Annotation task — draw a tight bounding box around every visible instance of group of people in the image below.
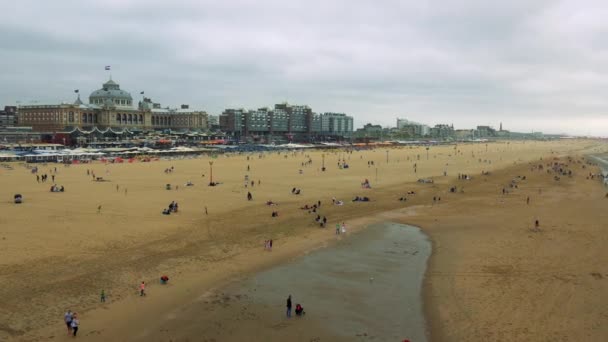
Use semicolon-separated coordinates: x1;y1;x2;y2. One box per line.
361;179;371;189
63;310;80;337
335;222;347;235
458;173;472;180
315;215;328;227
264;239;273;250
162;201;179;215
352;196;370;202
36;174;54;183
49;184;65;192
286;295;305;317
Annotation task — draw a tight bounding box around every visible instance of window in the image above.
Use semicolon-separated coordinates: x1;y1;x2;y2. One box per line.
69;112;74;123
82;113;87;123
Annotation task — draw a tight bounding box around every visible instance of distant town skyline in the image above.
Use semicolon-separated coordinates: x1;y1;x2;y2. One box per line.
1;0;607;136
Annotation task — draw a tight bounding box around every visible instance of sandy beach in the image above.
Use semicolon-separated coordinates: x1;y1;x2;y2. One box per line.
1;140;607;341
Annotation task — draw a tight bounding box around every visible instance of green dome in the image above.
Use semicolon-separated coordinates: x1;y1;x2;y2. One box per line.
89;79;133;107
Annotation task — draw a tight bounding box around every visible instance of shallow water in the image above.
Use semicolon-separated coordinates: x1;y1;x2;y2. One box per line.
590;154;608;184
246;222;431;341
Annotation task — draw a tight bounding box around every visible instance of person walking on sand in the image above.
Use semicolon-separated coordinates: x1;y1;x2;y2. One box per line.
140;281;146;296
335;223;340;235
100;290;106;303
70;314;79;337
286;295;292;318
64;310;73;335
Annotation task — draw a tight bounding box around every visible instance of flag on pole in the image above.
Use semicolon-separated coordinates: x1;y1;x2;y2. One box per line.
105;65;111;71
74;89;79;93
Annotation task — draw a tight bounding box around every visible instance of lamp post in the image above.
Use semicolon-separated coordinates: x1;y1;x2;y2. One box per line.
322;153;325;171
426;146;430;160
485;143;488;152
209;161;214;185
386;150;389;163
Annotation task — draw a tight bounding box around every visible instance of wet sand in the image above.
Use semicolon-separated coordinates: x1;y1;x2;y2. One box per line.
126;223;430;342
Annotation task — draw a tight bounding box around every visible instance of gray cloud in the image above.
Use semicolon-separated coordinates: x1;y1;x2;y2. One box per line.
0;0;607;135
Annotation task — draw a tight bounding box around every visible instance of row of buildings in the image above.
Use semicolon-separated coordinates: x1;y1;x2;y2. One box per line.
2;77;355;144
355;118;546;141
219;105;354;143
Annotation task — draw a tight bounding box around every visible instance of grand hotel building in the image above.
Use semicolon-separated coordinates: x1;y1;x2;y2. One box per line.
18;78;208;132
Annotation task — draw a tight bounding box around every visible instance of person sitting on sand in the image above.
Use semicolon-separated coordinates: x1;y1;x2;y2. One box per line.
162;208;171;215
160;275;169;284
266;200;277;206
399;197;407;201
271;211;279;217
295;304;305;316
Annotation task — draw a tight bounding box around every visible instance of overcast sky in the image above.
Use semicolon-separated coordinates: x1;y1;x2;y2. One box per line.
1;0;607;135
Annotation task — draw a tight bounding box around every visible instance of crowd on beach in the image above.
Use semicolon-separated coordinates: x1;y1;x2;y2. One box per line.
5;144;607;340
